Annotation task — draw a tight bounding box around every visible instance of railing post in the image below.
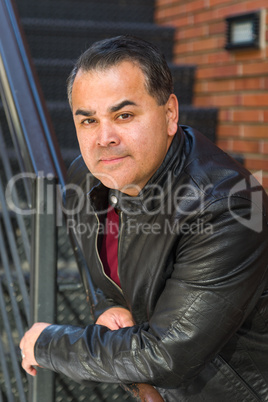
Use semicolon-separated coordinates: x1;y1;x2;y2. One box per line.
29;174;57;402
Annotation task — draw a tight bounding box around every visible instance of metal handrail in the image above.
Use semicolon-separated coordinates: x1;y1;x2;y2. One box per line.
0;0;66;180
0;0;66;400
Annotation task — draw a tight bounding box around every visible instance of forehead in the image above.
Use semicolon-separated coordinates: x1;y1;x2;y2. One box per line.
72;61;154;108
76;61;150;94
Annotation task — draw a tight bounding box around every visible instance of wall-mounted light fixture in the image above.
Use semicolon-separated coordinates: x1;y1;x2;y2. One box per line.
225;9;266;50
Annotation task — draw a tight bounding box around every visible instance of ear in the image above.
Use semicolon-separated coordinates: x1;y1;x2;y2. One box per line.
165;94;179;138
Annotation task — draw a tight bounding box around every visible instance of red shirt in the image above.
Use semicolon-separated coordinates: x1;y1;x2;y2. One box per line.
100;207;121;287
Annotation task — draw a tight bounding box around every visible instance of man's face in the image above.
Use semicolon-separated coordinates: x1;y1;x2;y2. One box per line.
71;61;178;196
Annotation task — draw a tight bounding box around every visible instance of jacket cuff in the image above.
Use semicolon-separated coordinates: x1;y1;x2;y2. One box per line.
34;324;66;371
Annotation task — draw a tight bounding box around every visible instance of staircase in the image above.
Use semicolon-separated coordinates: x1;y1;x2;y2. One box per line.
15;0;218;169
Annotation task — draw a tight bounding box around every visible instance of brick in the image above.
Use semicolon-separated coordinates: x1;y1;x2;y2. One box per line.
194;81;207;93
174;53;208;65
217;124;242;137
156;0;209;22
205;80;234;92
170;15;191;28
184;0;207;14
174;41;193;54
234;78;265;91
216;3;248;20
263;111;268;122
263;78;268;89
233;49;266;63
216;139;232;152
245;158;268;171
159;5;183;19
232;140;259;153
208;21;226;35
233;110;263;122
219;109;233;122
243;125;268;139
260;175;268;192
175;25;207;40
245;0;268;10
193;8;218;24
194;95;214;107
211;0;239;6
260;142;268;154
242;61;268;76
154;9;164;21
233;108;263;123
205;77;267;93
242;94;268;107
195;93;242;107
192;37;220;52
197;64;240;79
217;94;243;107
207;51;233;64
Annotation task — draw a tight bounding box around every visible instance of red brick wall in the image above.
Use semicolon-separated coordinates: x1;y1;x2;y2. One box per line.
155;0;268;190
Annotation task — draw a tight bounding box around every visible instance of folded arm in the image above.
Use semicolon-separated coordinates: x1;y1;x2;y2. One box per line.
27;199;268;386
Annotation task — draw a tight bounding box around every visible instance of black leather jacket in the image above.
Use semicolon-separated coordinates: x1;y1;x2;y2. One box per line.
35;126;268;401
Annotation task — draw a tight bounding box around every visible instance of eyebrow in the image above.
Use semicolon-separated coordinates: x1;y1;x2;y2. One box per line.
75;108;95;117
109;100;138;113
74;100;138;117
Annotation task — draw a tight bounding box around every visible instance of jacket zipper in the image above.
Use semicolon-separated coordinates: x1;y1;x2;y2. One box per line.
94;211;123;294
117;211;123;287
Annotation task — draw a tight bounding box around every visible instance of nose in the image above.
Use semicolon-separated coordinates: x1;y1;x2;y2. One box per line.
97;122;120;147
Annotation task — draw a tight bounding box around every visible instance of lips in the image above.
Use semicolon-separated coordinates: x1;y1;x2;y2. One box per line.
99;155;127;164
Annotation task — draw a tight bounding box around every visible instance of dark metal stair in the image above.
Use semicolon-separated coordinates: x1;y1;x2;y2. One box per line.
16;0;156;23
21;18;175;61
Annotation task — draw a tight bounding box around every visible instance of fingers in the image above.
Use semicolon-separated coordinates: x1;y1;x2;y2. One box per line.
20;346;38;377
96;318;121;330
20;322;51;376
95;307;135;330
120;316;135;328
21;357;37;376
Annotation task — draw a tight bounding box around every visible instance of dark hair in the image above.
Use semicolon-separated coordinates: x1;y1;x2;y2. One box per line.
67;35;173;107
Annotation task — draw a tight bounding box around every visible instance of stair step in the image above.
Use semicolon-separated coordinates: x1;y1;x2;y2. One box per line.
47;101;77;150
170;64;196;105
22;18;175;61
33;58;195;105
16;0;155;23
179;105;218;143
34;58;73;102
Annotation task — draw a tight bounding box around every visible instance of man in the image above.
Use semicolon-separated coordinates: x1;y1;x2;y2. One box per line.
20;36;268;401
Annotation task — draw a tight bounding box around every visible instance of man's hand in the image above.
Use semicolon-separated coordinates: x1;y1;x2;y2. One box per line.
20;322;51;376
96;308;164;401
95;307;135;330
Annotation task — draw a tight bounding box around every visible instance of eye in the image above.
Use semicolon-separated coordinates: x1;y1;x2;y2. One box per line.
81;118;96;125
117;113;132;121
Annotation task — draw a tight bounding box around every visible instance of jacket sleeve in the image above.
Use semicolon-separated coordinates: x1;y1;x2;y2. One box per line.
34;196;268;387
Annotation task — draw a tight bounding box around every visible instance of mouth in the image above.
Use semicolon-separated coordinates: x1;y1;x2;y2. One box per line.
99;156;127;164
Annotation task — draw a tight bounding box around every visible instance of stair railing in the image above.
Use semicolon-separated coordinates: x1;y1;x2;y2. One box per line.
0;0;66;400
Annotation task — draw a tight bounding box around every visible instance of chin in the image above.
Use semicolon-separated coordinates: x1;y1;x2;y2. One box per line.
93;173;121;190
